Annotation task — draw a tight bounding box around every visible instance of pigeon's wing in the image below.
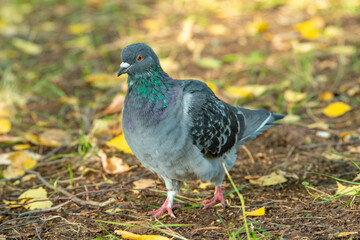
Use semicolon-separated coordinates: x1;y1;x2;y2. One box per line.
234;107;285;145
182;80;244;159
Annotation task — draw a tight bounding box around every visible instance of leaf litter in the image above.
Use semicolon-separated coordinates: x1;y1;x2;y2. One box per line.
1;0;360;239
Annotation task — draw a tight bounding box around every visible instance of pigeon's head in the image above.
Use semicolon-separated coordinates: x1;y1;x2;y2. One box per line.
117;43;161;77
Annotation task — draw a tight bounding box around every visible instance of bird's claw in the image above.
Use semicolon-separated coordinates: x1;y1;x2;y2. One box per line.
202;186;225;209
148;201;182;219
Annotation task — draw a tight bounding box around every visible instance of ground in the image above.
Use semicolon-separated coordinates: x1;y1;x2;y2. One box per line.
1;0;360;239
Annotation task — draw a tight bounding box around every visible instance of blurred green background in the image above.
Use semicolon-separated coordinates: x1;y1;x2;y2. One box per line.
1;0;359;145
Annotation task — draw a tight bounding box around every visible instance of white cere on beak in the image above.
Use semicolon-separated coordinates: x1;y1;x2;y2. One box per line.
120;62;130;68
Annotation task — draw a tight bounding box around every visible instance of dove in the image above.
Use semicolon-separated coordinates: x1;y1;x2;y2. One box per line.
117;43;285;218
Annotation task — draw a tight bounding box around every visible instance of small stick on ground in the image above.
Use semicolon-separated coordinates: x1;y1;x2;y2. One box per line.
24;169;116;207
300;139;360;150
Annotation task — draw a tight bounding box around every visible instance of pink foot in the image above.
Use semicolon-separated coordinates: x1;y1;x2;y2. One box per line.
203;186;225;209
148;199;181;219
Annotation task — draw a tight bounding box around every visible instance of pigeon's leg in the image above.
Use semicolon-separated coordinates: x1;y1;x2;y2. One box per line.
148;178;181;219
203;185;225;209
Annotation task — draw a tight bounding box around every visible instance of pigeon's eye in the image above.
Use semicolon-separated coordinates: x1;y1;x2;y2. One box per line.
137;55;143;61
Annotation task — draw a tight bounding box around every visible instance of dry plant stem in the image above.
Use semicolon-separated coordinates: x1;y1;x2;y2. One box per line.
300;139;360;150
241;145;255;163
24;169;116;207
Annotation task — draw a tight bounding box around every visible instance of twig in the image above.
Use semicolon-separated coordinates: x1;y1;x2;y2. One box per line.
299;139;360;150
0;216;39;228
241;145;255;163
19;200;72;217
24;169;116;207
41;145;64;161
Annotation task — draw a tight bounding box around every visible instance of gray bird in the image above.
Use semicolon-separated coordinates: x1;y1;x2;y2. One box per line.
117;43;285;219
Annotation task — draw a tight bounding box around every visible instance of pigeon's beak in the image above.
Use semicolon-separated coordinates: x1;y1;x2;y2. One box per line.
117;62;131;77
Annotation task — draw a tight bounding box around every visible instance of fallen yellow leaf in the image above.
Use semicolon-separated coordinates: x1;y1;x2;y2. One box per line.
337;232;358;237
198;181;213;189
3;151;38;179
295;16;324;40
204;82;218;95
249;171;287;186
0;118;11;134
12;38;43;55
284;90;307;103
3;199;22;208
335;182;360;196
245;206;265;216
282;114;301;123
106;134;133;154
66;23;93;35
18;187;53;210
115;230;170;240
13;144;31;151
319;91;334;102
225;86;251;99
322;102;351;118
246;18;268;36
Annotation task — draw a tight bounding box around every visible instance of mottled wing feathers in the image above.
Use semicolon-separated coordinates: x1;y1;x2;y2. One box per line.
183;80;244;159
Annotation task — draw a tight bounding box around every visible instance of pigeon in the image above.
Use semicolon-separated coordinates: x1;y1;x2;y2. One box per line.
117;43;285;219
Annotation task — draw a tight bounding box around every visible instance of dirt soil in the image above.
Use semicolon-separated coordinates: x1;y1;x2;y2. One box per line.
2;125;360;239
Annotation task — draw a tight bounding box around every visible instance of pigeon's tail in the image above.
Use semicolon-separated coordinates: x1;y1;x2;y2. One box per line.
234;107;285;145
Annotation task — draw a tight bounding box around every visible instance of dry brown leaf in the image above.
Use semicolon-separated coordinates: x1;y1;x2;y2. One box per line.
349;146;360;154
0;135;22;143
133;179;156;194
307;121;329;130
25;129;71;147
92;118;120;135
352;174;360;182
0;104;11;118
249;171;287;186
321;152;343;161
102;94;125;115
98;149;130;174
